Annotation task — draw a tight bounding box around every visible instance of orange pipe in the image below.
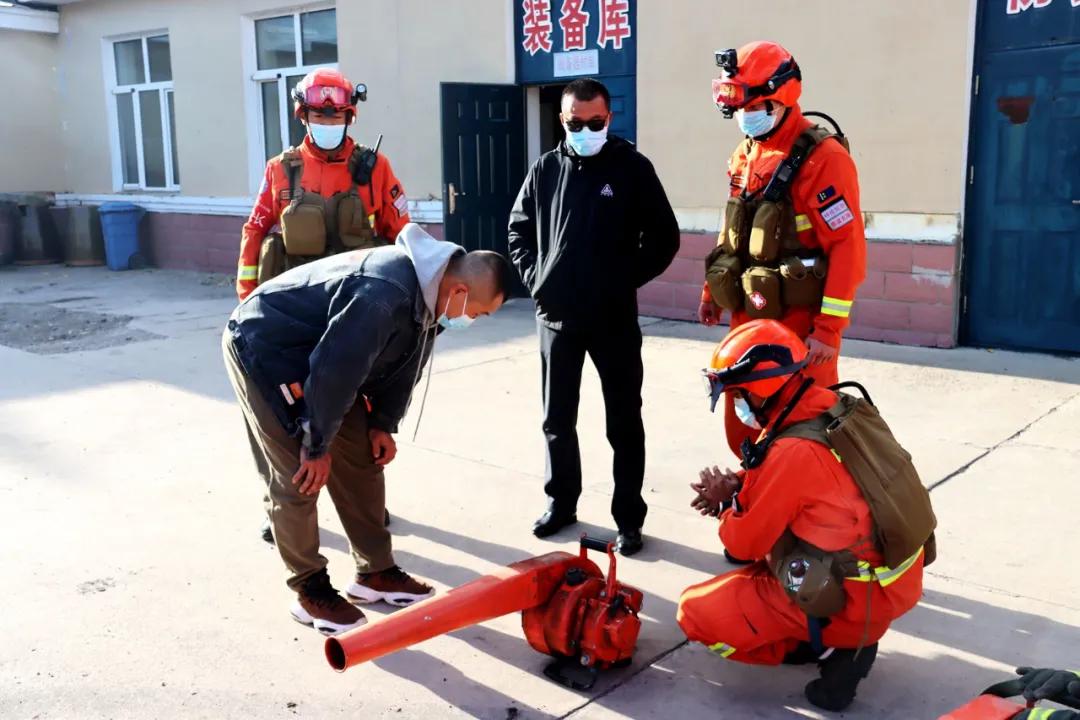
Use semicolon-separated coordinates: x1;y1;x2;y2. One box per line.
325;551;600;672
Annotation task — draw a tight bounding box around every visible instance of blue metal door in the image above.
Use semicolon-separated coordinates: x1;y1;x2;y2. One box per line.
963;0;1080;352
603;75;636;143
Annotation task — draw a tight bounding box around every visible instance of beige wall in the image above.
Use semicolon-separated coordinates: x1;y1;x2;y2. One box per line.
49;0;971;218
0;29;62;193
337;0;513;200
638;0;973;215
56;0;295;197
55;0;511;200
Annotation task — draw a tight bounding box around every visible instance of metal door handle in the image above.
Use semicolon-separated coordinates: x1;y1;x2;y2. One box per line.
1072;200;1080;205
448;183;466;215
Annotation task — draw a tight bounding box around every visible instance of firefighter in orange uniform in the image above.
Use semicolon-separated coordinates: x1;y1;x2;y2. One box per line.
236;68;411;301
677;320;924;712
698;41;866;459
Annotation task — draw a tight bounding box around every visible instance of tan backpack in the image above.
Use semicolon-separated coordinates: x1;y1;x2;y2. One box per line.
776;382;937;569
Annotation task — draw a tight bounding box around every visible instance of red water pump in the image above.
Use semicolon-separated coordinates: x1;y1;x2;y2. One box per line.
325;535;643;690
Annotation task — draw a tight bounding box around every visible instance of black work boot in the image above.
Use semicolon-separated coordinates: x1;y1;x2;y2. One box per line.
805;644;878;712
615;529;644;557
260;516;274;545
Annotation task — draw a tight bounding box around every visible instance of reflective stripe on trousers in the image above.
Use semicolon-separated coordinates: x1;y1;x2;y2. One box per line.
850;547;924;587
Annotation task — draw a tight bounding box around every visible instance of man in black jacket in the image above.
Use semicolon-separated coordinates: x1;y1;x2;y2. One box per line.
507;78;680;556
224;224;510;635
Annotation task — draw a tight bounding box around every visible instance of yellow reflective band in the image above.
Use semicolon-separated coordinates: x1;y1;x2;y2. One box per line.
1027;709;1054;720
708;642;737;658
830;448;843;463
850;547;923;586
795;214;812;232
821;296;853;318
238;266;257;281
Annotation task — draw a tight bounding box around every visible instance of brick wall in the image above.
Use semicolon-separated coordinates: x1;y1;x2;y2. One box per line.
639;231;959;348
142;212;444;274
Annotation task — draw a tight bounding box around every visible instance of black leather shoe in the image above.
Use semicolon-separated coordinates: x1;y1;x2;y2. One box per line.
724;548;753;565
260;517;274;545
532;510;577;538
615;529;644;557
805;644;878;712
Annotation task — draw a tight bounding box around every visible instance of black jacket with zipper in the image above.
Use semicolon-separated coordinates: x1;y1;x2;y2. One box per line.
507;135;680;328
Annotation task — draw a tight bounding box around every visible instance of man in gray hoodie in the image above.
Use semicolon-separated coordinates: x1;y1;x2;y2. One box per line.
224;224;510;635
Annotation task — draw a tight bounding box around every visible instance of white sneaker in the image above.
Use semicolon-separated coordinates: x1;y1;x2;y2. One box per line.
346;566;436;608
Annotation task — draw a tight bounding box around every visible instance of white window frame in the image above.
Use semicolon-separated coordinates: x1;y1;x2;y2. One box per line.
102;30;179;193
241;3;337;194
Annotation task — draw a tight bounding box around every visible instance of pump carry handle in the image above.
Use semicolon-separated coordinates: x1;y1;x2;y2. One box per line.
580;535;613;554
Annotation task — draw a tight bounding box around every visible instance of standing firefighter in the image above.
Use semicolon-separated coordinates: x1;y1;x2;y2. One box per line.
678;320;934;712
698;41;866;460
236;68;411;300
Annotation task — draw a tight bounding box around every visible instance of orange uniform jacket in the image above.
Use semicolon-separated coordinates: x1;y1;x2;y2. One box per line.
702;107;866;350
236;135;410;300
677;382;923;664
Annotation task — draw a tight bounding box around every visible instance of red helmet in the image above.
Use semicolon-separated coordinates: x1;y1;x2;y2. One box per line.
291;68;366;119
704;319;808;410
712;41;802;117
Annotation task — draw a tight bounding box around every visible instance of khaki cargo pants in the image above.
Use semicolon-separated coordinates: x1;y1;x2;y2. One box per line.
222;330;394;592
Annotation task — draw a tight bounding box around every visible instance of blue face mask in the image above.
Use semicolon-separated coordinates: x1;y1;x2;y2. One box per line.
437;290;475;330
308;122;347;150
564;125;608;157
733;395;762;429
735;108;779;139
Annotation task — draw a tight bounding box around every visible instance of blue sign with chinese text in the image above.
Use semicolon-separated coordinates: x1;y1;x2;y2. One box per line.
515;0;637;84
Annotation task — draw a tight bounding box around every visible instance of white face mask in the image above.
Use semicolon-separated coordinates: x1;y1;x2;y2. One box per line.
733;395;762;429
735;107;780;138
308;122;347;150
564;125;608;157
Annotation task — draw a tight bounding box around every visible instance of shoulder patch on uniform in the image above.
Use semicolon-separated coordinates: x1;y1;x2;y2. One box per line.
393;190;408;216
816;185;836;204
818;196;854;231
389;183;401;199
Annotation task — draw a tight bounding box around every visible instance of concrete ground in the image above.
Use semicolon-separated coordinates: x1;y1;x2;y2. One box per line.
2;264;1079;720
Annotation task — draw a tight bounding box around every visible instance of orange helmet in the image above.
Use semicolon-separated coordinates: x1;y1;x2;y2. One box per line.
704;319;808;410
712;41;802;118
291;68;366;119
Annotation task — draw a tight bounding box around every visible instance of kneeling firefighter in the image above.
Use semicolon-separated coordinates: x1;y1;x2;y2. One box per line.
697;41;867;460
677;319;935;712
236;68;411;301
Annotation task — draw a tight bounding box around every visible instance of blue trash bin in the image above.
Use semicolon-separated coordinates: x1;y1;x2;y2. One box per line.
98;202;146;271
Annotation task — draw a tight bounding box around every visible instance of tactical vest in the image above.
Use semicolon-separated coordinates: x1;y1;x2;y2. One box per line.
257;145;382;286
279;145;378;256
756;382;935;618
705;125;851;320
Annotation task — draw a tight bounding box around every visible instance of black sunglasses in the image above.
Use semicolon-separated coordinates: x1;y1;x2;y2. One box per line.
564;117;608;132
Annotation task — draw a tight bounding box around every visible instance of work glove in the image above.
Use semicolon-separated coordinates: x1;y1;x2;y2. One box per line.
1014;668;1080;709
1012;709;1079;720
